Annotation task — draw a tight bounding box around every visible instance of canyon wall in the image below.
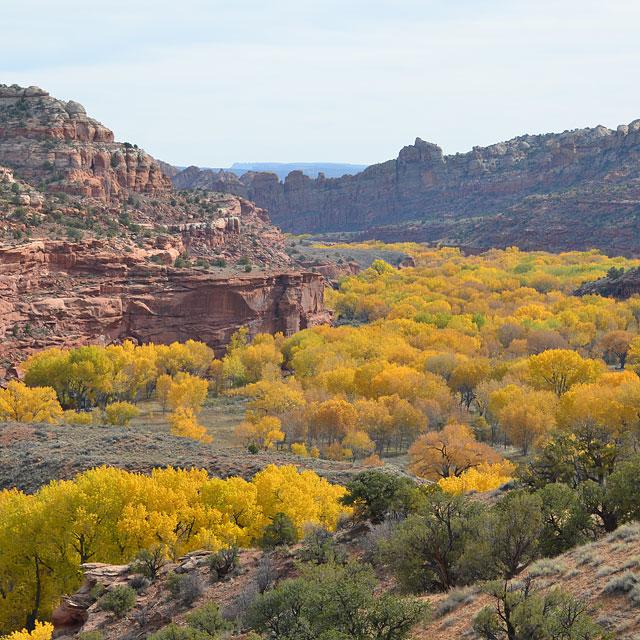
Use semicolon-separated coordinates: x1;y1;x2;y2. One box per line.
0;239;330;375
173;121;640;255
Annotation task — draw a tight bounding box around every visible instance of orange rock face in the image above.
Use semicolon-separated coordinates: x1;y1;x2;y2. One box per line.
0;239;330;371
0;85;170;200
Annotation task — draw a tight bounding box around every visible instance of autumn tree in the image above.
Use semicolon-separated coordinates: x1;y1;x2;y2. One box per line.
234;415;284;450
600;330;634;368
496;388;557;455
448;359;490;408
169;407;212;443
527;349;601;396
0;381;62;423
408;423;501;480
104;401;140;426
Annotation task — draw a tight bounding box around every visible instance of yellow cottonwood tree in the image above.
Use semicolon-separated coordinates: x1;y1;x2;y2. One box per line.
527;349;601;396
408;422;501;479
0;381;62;423
169;407;212;443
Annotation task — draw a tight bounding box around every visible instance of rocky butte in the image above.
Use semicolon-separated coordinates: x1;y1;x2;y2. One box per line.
174;120;640;257
0;85;329;374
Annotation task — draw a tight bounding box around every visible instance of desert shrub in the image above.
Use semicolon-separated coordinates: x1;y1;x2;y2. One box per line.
602;571;639;595
528;558;566;578
207;544;238;581
128;574;151;593
184;602;230;635
98;585;137;615
435;586;477;618
130;545;167;579
255;553;277;594
258;512;299;550
166;571;204;605
76;633;103;640
298;524;345;565
147;623;209;640
89;582;106;600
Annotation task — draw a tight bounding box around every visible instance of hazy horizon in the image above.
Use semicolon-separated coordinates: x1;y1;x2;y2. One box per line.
3;0;640;168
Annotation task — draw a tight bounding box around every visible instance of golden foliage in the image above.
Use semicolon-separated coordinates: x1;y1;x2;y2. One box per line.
0;381;62;423
0;465;348;632
408;423;502;480
169;407;212;443
0;621;53;640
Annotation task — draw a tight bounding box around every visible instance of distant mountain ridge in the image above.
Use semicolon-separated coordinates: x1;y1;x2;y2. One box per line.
172;162;368;181
173;120;640;257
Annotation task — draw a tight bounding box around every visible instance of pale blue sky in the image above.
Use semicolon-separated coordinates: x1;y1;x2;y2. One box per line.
2;0;640;167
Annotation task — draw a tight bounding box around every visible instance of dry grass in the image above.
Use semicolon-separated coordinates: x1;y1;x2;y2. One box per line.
128;395;247;448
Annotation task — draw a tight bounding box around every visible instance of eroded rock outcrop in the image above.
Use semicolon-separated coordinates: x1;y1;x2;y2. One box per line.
173;121;640;256
0;239;330;371
0;84;171;199
574;268;640;299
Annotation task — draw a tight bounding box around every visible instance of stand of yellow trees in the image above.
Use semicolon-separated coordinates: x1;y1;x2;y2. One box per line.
0;465;347;634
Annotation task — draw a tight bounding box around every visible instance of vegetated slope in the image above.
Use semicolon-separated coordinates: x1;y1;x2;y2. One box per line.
0;85;330;372
174;120;640;256
0;421;409;494
51;520;640;640
418;523;640;640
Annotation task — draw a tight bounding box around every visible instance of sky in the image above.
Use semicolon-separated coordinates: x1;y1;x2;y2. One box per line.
2;0;640;168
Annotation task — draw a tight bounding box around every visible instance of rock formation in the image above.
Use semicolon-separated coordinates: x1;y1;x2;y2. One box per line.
174;120;640;256
0;84;171;199
0;238;330;372
574;268;640;299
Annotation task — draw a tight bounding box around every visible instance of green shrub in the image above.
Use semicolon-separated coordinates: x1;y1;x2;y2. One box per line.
166;572;204;604
299;525;345;565
98;584;136;615
76;632;104;640
207;544;238;580
184;602;230;635
258;512;299;550
89;582;106;601
602;570;639;595
130;545;167;579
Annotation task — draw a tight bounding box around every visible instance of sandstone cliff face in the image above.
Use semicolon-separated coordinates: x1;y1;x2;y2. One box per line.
0;239;330;373
173;120;640;255
0;85;171;199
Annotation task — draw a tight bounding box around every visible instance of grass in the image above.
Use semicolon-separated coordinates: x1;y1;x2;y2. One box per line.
128;395;247;448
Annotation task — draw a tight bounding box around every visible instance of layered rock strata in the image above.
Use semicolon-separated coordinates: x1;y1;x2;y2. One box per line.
0;239;330;372
174;120;640;256
0;84;170;199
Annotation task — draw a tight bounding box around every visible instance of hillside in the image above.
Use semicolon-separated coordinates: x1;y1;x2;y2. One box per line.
0;85;330;374
0;421;413;494
51;520;640;640
174;121;640;256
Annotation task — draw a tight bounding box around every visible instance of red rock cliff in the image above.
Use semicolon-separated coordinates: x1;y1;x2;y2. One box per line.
0;85;171;199
0;239;330;371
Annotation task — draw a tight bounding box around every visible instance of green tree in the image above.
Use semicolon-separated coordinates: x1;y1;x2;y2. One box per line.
258;512;299;550
379;492;485;592
244;562;428;640
339;471;416;523
486;490;542;579
473;578;612;640
535;483;591;557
